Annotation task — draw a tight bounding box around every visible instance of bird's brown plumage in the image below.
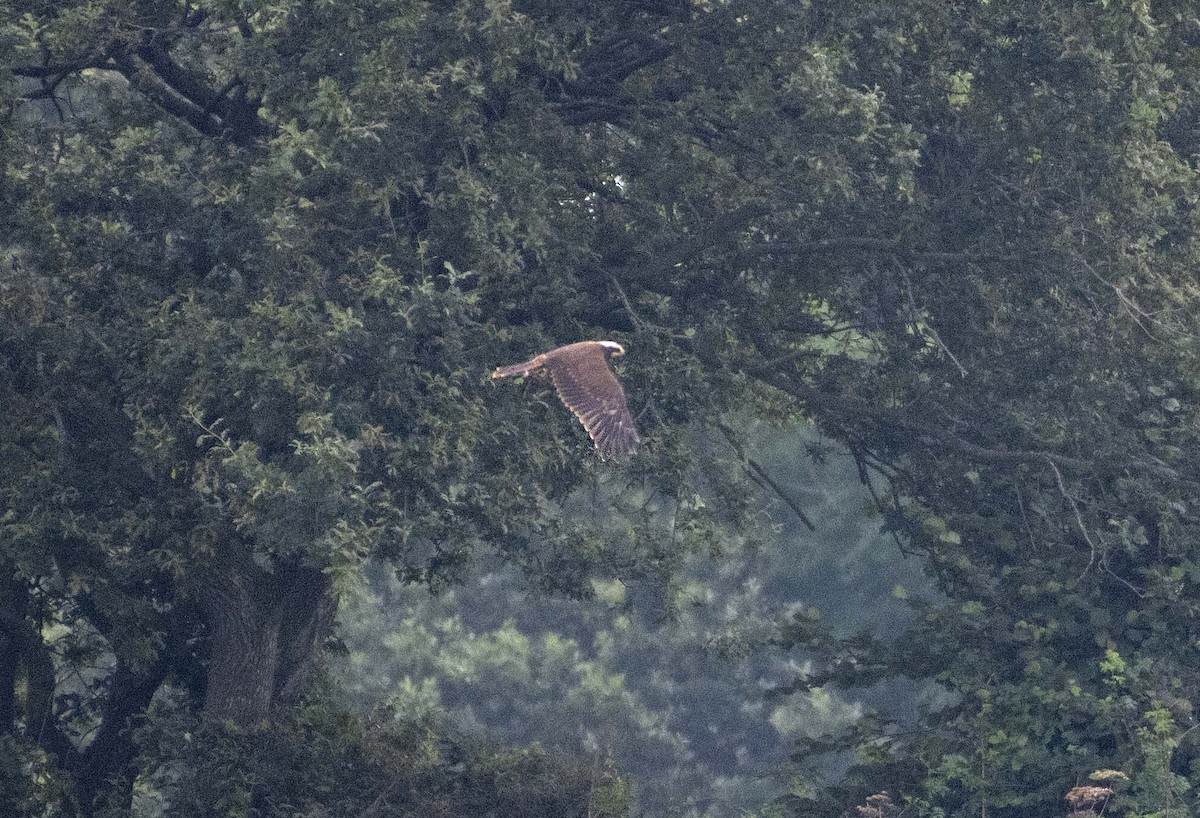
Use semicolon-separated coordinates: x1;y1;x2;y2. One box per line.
492;340;639;459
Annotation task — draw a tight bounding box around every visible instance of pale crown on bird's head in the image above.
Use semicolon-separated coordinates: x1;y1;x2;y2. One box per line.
598;340;625;357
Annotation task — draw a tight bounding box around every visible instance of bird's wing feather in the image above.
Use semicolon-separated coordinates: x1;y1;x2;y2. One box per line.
545;344;639;459
492;353;547;379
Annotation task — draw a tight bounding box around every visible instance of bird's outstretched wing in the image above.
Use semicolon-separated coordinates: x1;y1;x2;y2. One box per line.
543;344;639;459
491;353;547;380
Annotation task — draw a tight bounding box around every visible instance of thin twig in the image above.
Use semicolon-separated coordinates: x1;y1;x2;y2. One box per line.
717;423;815;530
901;271;967;378
1014;484;1039;552
850;447;908;554
748;458;816;531
1045;457;1097;580
607;273;690;340
1100;561;1147;599
1078;258;1166;342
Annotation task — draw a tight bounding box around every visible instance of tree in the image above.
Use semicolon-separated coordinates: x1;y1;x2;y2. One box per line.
754;2;1200;816
8;0;1200;815
0;0;773;812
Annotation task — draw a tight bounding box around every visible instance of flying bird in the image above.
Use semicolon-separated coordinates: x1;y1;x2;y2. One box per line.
492;340;639;459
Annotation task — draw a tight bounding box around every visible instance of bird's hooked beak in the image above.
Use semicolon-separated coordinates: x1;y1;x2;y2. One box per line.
598;340;626;357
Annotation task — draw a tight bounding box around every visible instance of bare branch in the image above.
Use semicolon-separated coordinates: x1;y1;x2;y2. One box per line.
1045;456;1097;579
628;203;773;281
718;423;816;530
756;372;1200;492
111;52;223;137
607;274;694;341
11;53;110;78
738;237;1040;265
748;457;816;531
900;271;967;378
850;446;910;554
1077;258;1197;343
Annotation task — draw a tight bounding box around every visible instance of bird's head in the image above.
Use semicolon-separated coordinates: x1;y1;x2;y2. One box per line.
598;340;626;358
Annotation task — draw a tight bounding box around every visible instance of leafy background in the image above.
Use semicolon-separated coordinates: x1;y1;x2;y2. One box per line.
5;1;1200;817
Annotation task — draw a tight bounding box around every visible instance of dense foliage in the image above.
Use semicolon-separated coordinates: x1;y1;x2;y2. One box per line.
5;0;1200;816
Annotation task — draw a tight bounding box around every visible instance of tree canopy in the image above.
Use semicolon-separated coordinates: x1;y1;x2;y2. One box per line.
5;0;1200;816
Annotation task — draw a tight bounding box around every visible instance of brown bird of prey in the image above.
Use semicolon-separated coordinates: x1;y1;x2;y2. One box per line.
492;340;639;459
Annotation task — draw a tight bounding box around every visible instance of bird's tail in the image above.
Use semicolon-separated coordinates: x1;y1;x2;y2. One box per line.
491;359;538;379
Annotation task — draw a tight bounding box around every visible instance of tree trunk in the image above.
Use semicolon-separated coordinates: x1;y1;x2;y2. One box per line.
202;561;281;726
200;544;337;727
275;564;339;703
0;575;20;735
73;660;168;817
0;632;13;735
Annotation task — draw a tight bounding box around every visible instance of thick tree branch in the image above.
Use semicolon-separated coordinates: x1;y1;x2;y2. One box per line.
111;52;224;138
73;659;169;811
572;32;673;91
0;609;79;765
551;27;677;124
756;372;1200;493
112;44;269;147
13;34;268;148
134;39;224;112
558;97;646;126
738;237;1040;265
620;203;773;282
11;53;111;79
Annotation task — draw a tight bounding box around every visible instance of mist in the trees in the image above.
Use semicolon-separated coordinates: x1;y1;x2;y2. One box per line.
336;426;925;815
